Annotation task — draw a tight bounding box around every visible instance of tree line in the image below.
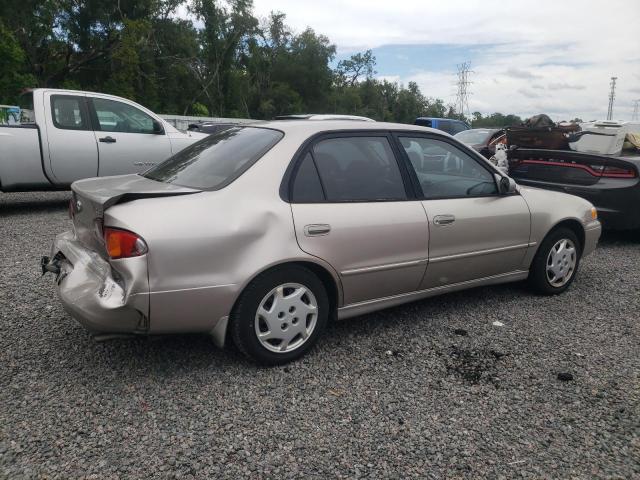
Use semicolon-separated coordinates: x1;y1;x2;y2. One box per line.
0;0;521;126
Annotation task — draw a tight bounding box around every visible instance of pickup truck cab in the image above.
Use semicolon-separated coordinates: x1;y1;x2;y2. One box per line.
0;89;207;192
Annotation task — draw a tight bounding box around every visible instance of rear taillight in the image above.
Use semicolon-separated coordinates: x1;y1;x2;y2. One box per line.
601;165;637;178
104;228;148;259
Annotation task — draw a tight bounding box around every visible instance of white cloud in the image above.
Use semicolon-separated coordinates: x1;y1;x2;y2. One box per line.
252;0;640;120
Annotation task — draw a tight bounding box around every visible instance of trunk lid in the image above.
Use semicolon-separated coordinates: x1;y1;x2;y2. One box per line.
70;174;200;253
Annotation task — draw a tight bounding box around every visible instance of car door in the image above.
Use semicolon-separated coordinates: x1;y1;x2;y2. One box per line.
88;96;172;176
43;92;98;184
395;133;531;289
289;133;429;306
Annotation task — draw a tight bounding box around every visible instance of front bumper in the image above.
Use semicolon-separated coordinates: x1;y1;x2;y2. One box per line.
582;220;601;257
43;231;149;334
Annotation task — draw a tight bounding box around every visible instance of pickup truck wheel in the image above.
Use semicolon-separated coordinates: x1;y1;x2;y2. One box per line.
230;266;329;366
529;227;581;295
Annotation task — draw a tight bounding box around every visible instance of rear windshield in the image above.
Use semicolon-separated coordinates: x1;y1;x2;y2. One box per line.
454;129;495;144
143;126;283;190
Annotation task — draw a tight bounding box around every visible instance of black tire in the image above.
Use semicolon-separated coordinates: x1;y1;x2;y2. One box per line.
230;265;329;365
528;227;582;295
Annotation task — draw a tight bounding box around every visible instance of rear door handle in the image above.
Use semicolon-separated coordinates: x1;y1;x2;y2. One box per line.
99;136;116;143
304;224;331;236
433;214;455;226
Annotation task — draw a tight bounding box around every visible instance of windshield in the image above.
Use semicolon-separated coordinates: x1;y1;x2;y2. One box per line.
454;129;496;144
143;126;283;190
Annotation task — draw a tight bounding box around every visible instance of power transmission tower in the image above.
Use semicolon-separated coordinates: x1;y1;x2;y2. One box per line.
455;62;473;121
607;76;617;120
632;99;640;121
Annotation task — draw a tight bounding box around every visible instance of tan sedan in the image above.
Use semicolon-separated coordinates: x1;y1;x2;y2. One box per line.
42;121;601;364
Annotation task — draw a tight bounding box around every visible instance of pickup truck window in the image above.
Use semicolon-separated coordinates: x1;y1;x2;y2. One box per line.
91;98;156;134
19;91;35;124
51;95;91;131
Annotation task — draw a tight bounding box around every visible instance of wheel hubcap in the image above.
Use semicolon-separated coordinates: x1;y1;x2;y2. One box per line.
546;238;577;287
255;283;318;353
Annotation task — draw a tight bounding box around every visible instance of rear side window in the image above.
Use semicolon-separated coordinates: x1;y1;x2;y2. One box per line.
292;153;325;202
51;95;90;130
311;136;406;201
143;127;283;190
437;120;452;134
450;121;468;134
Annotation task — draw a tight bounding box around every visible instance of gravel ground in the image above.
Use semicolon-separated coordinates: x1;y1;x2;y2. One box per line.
1;191;639;479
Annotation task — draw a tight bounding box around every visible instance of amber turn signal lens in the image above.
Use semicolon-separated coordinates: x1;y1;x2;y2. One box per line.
591;207;598;220
104;227;148;259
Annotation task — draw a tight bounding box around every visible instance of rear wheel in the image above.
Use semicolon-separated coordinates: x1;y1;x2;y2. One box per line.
529;227;581;295
230;266;329;365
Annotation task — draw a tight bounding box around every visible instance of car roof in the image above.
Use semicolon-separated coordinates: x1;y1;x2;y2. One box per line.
248;120;448;137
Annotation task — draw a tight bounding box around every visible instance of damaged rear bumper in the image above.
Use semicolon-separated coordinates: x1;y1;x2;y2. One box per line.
43;231;150;334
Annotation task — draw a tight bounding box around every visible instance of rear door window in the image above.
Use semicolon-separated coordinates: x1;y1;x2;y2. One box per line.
143;126;283;190
311;136;407;201
50;95;90;130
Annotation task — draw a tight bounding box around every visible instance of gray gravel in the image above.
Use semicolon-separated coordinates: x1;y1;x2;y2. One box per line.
1;191;639;479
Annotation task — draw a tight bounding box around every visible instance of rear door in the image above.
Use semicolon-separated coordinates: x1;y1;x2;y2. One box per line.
43;92;98;184
88;96;172;176
396;133;531;289
289;133;429;305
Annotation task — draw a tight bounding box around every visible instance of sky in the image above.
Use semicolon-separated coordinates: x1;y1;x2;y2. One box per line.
250;0;640;121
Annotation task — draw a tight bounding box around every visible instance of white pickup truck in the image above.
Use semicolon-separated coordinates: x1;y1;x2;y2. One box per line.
0;88;207;192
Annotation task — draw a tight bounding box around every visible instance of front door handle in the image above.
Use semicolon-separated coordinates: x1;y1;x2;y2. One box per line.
99;136;116;143
433;214;455;226
304;224;331;236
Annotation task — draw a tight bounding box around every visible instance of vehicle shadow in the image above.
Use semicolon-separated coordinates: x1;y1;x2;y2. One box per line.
0;192;70;216
598;229;639;246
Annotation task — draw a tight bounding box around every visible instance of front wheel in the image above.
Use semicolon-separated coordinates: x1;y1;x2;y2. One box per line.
528;227;581;295
230;266;329;365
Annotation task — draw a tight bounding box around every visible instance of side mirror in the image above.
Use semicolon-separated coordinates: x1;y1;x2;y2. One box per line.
497;175;517;195
152;120;164;134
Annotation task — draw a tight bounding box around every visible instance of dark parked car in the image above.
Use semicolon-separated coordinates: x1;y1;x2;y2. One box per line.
508;148;640;230
414;117;470;135
454;128;505;158
187;122;237;135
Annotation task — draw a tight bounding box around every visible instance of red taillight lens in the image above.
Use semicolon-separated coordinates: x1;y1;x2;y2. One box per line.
104;228;148;259
601;165;637;178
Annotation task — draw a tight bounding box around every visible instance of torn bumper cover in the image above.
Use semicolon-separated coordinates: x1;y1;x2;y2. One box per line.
42;231;150;334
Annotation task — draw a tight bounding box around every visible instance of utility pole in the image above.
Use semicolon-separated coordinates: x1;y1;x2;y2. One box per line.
607;76;617;120
455;62;473;122
632;99;640;121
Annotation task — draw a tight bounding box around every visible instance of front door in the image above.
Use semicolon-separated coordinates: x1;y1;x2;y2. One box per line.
396;134;531;289
88;96;172;177
289;134;429;305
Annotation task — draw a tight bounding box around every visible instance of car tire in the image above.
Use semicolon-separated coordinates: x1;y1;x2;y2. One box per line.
528;227;582;295
230;265;329;365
